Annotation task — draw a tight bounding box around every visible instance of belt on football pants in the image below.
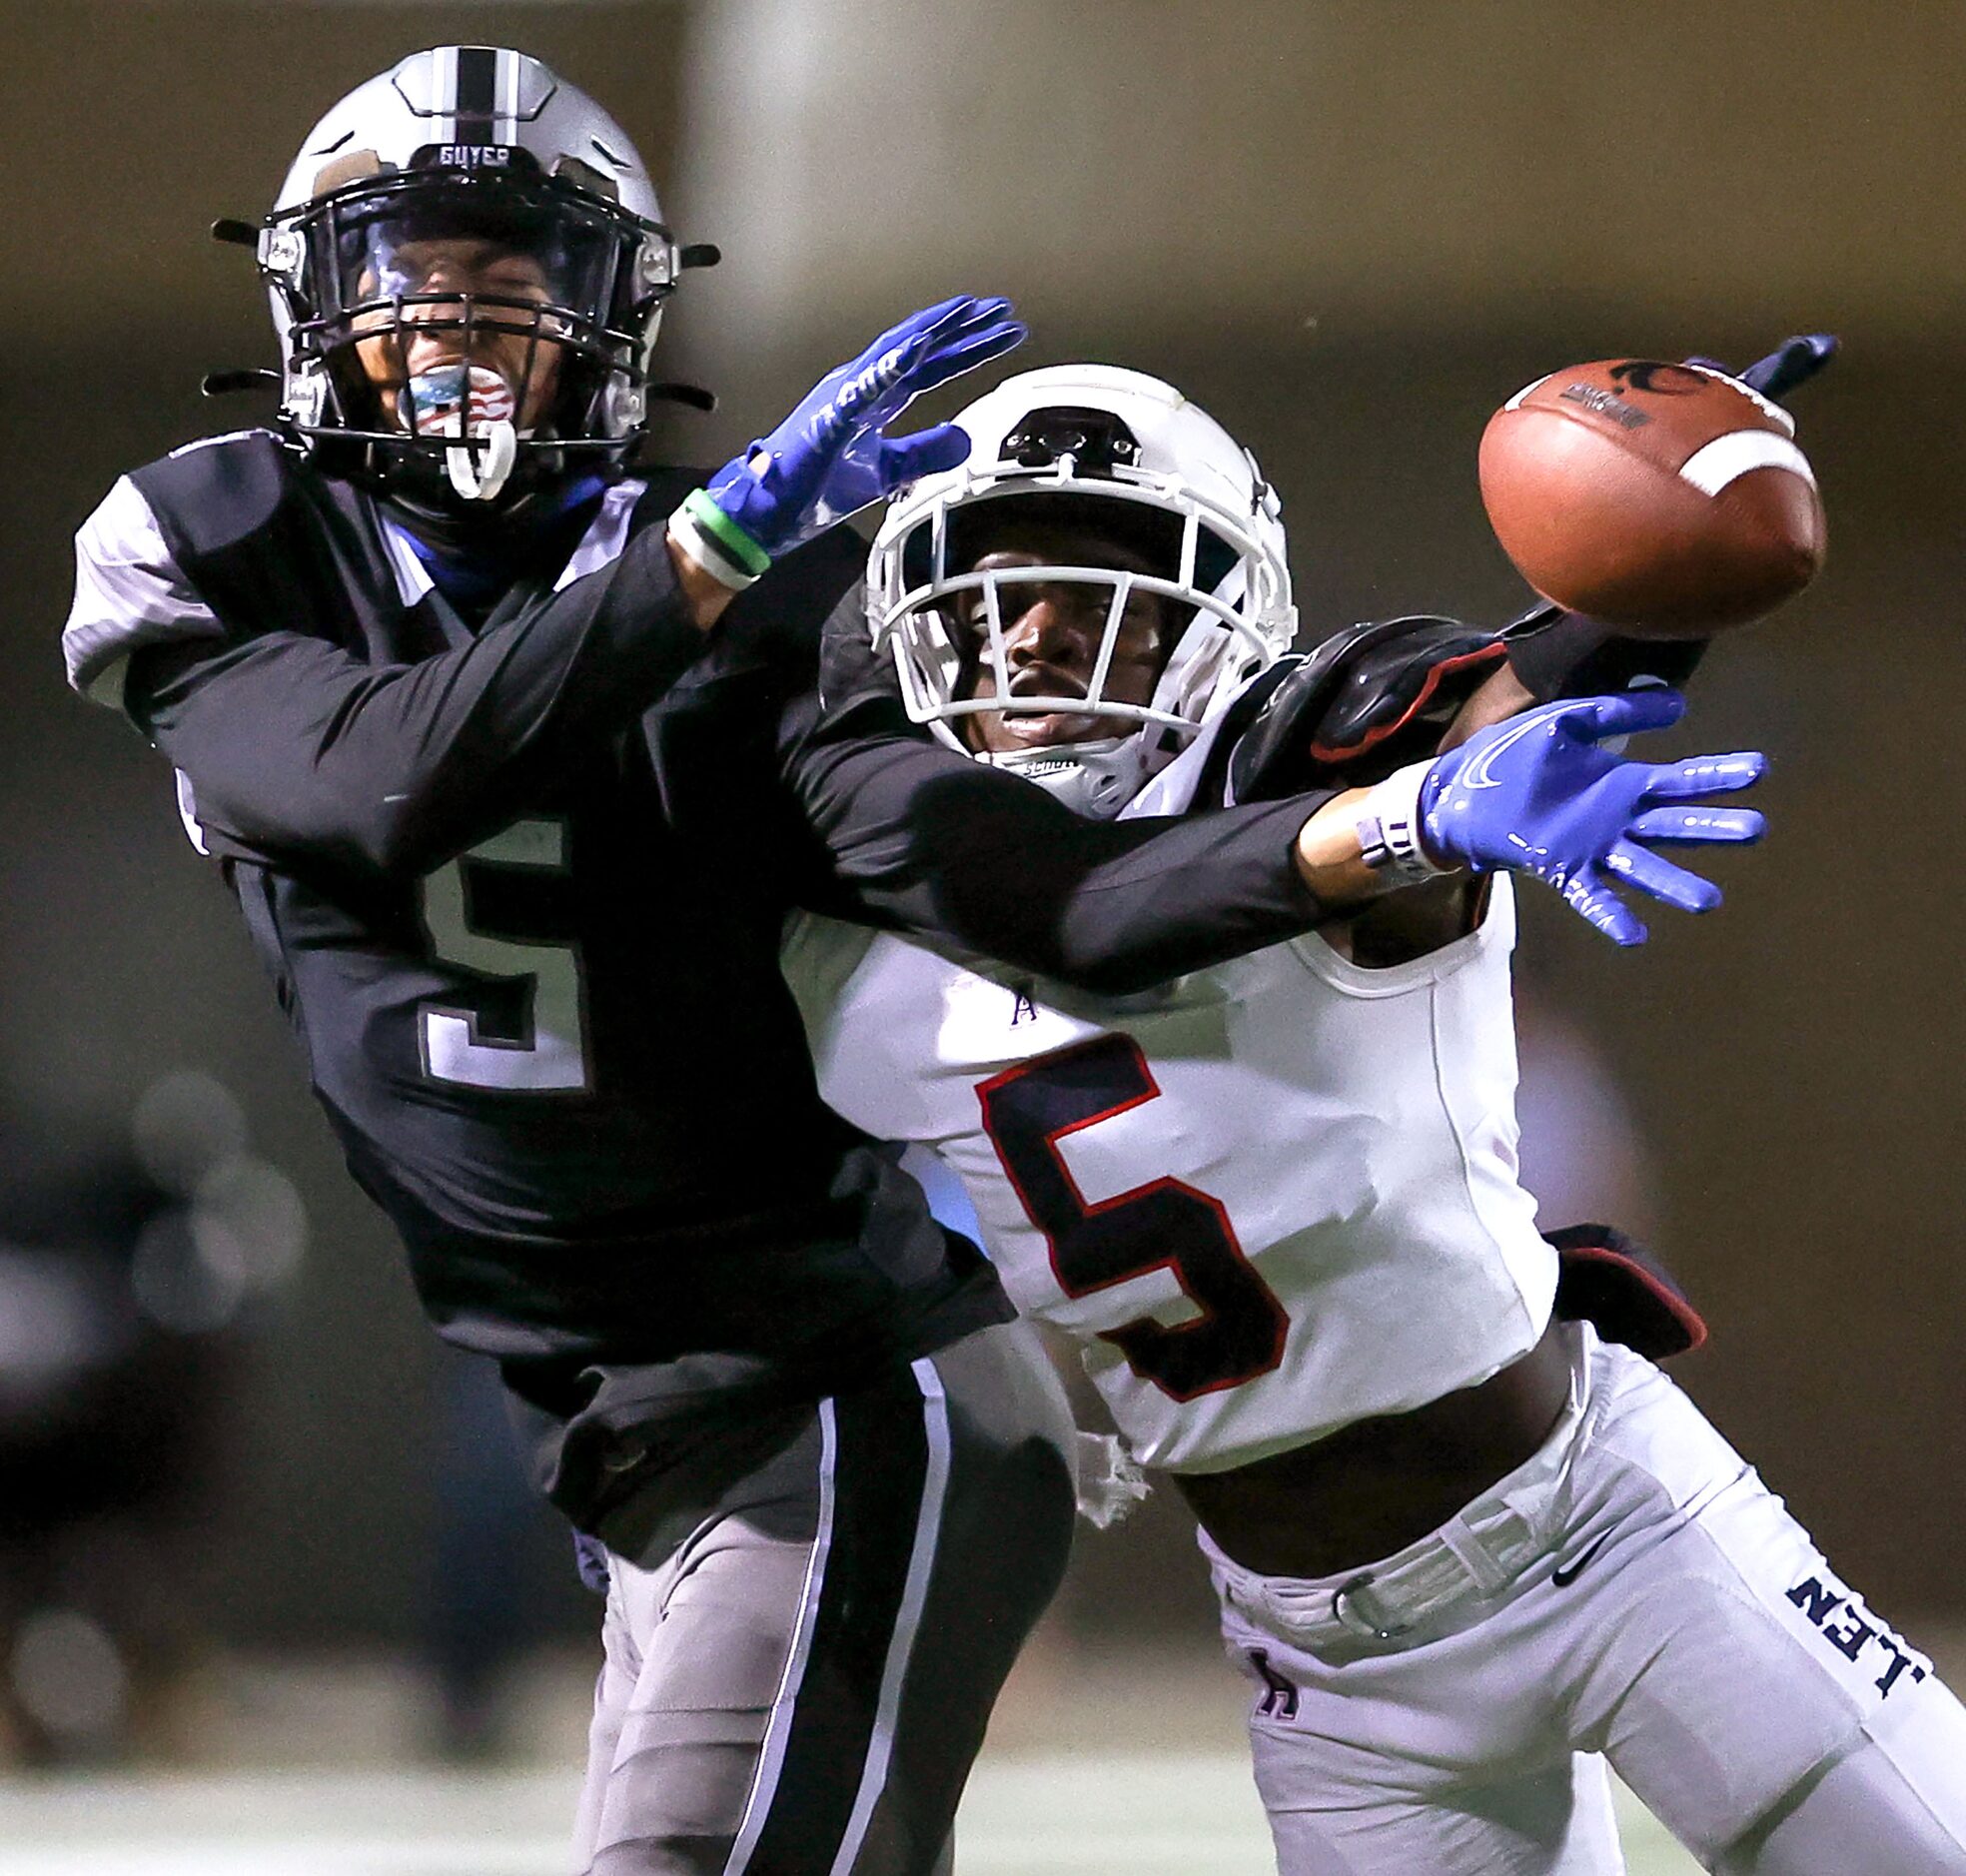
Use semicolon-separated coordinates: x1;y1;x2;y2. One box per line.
1202;1322;1598;1651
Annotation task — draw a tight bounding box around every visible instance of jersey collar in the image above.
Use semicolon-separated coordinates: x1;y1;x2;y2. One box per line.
373;474;648;610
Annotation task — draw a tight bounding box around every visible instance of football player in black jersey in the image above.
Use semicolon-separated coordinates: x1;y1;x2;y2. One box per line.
59;46;1457;1876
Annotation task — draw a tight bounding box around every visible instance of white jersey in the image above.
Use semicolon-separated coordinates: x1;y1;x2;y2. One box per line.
782;876;1557;1474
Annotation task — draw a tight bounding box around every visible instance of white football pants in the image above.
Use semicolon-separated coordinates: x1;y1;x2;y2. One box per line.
1203;1324;1966;1874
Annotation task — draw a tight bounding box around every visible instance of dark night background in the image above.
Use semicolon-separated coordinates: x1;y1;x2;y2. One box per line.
2;0;1959;1665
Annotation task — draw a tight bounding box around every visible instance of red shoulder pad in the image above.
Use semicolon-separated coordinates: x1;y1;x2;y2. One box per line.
1547;1222;1708;1361
1228;615;1505;800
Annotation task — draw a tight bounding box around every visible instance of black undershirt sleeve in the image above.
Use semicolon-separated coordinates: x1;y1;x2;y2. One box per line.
778;583;1340;995
1503;606;1711;701
125;523;704;877
786;717;1336;995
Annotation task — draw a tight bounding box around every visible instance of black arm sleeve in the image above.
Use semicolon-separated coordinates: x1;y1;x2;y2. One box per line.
781;695;1339;997
126;524;705;876
1502;604;1711;701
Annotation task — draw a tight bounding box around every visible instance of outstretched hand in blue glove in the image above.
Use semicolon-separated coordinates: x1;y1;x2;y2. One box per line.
1686;332;1838;404
1361;690;1765;945
670;297;1025;587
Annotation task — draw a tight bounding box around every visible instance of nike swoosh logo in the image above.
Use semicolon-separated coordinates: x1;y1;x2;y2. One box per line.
1551;1532;1612;1587
1458;705;1563;790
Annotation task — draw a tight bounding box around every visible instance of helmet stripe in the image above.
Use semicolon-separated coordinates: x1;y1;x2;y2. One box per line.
454;45;498;145
434;44;461;135
494;48;518;140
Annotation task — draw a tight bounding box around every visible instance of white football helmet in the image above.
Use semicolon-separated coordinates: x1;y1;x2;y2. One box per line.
868;366;1296;816
247;47;711;512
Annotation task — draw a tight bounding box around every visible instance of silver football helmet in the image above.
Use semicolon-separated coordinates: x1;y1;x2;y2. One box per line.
247;47;710;511
868;366;1296;816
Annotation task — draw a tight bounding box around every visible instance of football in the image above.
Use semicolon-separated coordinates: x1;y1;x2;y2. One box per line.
1478;359;1826;636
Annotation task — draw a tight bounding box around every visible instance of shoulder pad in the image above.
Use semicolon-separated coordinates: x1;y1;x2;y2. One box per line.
128;430;303;561
1228;614;1506;801
1547;1223;1707;1360
66;470;232;709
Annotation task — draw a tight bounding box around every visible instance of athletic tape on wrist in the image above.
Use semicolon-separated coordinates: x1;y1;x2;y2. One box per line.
1356;759;1449;884
683;486;771;578
667;499;760;593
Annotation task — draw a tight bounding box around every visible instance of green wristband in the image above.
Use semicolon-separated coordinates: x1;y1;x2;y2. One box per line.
683;487;771;578
667;500;758;592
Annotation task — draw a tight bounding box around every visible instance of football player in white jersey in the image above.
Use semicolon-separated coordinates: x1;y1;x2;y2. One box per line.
783;365;1966;1875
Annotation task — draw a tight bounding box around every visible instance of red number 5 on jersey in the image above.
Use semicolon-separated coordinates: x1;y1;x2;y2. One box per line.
975;1033;1288;1402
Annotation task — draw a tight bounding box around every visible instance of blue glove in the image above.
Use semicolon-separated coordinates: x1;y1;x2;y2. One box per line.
1685;333;1837;404
679;297;1025;579
1411;690;1765;945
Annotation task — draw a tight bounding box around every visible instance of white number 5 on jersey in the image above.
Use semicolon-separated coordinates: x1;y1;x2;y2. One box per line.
419;819;591;1093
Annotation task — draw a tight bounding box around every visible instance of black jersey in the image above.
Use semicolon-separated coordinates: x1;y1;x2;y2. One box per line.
65;431;1336;1526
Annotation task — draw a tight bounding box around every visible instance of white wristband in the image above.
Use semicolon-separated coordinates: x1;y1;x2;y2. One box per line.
666;500;760;593
1355;759;1448;884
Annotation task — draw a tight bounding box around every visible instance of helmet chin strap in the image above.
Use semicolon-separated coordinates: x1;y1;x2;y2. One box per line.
983;734;1152;821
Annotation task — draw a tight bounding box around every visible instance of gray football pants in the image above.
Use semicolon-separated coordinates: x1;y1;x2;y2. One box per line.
572;1321;1078;1876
